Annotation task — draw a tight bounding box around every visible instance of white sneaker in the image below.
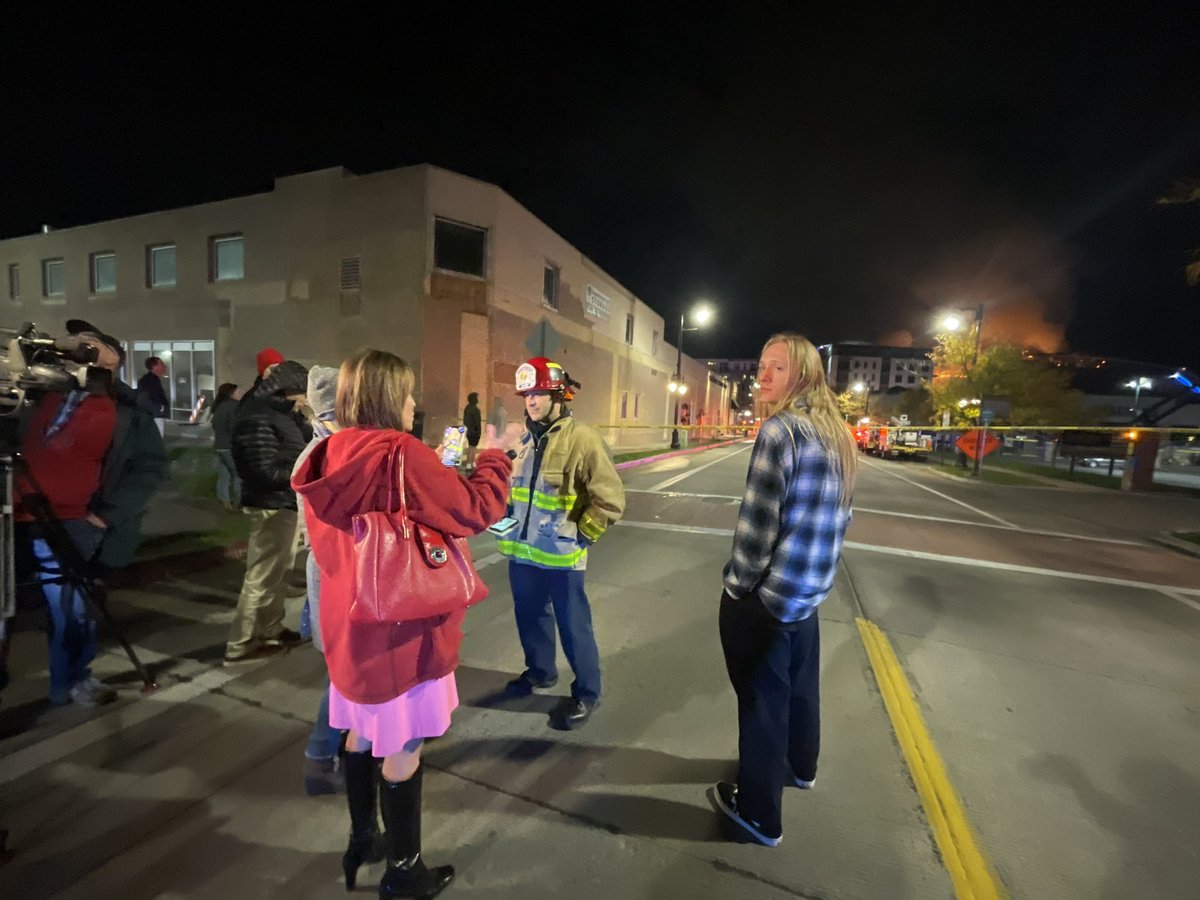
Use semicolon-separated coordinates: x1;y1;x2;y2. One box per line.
69;676;117;707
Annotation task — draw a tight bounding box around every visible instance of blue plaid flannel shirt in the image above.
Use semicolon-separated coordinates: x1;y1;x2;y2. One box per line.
722;412;852;622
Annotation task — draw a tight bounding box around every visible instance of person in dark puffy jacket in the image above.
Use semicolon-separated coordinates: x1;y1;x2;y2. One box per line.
224;360;313;664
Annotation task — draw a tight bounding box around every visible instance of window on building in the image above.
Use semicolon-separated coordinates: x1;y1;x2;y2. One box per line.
42;258;65;298
210;234;244;282
148;244;176;287
634;393;641;419
652;330;660;356
625;314;635;345
90;252;116;294
7;263;17;300
433;218;486;277
620;391;629;419
543;264;559;308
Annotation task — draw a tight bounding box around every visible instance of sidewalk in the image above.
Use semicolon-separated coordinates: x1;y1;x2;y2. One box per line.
0;520;953;899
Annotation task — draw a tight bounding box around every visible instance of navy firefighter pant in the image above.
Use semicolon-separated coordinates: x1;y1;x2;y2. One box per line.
719;590;821;837
508;561;602;703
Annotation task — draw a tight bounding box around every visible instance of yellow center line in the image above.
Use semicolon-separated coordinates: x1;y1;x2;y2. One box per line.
855;617;1008;900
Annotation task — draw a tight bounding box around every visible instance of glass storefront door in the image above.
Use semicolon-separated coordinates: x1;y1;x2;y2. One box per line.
128;340;216;422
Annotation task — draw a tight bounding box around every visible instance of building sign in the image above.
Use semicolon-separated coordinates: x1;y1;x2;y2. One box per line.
585;285;611;321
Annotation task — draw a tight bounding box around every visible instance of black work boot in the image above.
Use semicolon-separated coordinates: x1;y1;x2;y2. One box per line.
378;763;454;899
342;750;385;890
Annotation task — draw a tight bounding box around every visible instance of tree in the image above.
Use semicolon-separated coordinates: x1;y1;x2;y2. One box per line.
928;329;983;425
1157;178;1200;285
974;345;1088;425
836;389;865;421
928;331;1086;426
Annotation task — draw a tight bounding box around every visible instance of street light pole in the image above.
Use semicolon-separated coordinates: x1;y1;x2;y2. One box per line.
971;303;986;477
669;304;714;449
671;312;684;449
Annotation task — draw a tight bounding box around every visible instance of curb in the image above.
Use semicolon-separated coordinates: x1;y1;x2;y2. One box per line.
614;438;745;471
1148;532;1200;560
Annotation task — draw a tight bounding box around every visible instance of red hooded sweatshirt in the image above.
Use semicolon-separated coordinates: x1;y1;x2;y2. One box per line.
292;428;511;705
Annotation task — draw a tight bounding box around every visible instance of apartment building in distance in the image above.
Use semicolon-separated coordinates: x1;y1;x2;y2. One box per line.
822;341;933;393
0;165;729;446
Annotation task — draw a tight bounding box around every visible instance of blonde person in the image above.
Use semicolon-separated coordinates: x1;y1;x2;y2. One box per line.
293;349;512;898
712;333;857;847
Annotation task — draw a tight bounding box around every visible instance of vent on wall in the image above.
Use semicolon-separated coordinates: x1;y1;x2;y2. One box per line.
340;257;361;291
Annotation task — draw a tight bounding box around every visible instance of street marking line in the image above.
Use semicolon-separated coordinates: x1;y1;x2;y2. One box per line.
473;552;505;570
854;507;1146;547
1161;589;1200;613
648;444;752;492
856;617;1008;900
860;457;1015;528
613;522;1200;597
625;489;743;501
843;541;1200;597
615;520;735;537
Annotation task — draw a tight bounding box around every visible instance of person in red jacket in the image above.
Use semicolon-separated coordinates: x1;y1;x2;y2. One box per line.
293;348;512;899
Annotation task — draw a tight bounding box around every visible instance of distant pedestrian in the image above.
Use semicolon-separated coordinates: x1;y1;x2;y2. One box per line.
211;383;242;510
225;360;312;665
712;332;857;847
293;348;513;896
462;392;482;469
138;356;170;436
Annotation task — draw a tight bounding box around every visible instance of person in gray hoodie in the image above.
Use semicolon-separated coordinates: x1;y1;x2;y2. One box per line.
293;366;352;796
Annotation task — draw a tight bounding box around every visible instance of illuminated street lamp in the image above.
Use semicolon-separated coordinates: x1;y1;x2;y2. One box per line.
940;304;986;475
939;303;985;366
1125;377;1152;413
852;380;872;417
671;303;715;448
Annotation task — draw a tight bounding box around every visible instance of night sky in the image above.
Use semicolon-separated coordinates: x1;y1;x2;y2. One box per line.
3;5;1198;370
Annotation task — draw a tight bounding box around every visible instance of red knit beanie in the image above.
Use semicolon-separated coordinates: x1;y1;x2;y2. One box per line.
256;347;285;376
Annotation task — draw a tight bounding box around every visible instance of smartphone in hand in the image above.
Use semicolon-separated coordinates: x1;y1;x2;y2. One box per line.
442;425;467;467
487;516;519;536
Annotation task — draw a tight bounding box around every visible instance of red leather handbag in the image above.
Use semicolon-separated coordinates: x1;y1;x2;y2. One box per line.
348;441;489;624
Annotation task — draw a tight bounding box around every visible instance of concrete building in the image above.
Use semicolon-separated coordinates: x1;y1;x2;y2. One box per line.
821;342;933;393
0;165;729;447
705;359;757;410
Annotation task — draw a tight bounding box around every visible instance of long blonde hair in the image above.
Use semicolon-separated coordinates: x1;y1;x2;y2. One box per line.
761;332;857;507
336;349;415;431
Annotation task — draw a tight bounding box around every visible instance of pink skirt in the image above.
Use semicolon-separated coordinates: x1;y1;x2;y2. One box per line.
328;673;459;757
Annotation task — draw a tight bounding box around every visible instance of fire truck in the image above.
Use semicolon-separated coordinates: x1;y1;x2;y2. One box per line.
854;418;933;460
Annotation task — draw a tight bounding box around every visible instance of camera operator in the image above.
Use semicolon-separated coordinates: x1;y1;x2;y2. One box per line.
15;319;168;706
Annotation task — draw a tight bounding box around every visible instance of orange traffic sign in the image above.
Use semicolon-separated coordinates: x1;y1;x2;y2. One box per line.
956;429;1001;460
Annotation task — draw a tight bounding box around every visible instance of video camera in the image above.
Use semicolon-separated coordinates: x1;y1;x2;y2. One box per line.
0;322;111;417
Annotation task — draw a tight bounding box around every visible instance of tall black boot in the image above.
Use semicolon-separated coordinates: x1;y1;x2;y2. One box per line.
342;750;385;891
378;763;454;899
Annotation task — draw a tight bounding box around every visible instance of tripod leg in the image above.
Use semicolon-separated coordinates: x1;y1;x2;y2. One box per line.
81;581;158;694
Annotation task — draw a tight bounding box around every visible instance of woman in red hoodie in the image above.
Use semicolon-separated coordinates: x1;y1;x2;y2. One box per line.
293;349;511;899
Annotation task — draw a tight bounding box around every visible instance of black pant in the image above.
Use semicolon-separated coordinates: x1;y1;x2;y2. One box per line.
719;591;820;835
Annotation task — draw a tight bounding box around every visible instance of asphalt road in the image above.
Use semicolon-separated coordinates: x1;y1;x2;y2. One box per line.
1;441;1198;899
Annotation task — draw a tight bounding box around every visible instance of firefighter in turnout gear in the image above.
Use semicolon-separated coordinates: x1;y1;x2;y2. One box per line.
499;357;625;729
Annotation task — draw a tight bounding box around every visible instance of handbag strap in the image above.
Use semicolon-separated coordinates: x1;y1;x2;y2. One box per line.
387;438;411;537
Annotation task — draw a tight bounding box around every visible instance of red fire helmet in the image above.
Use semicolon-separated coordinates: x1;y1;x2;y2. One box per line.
515;357;567;395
